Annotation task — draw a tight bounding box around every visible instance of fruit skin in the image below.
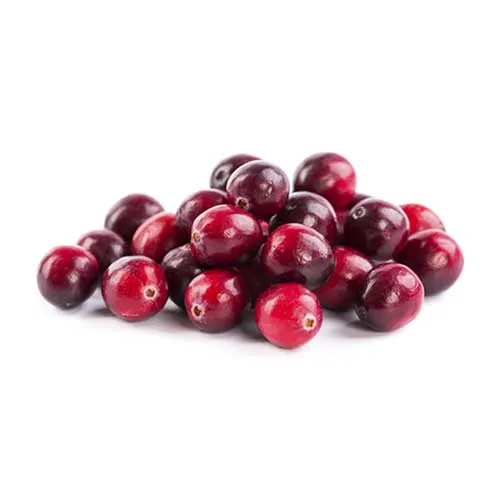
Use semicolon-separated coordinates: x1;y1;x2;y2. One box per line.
77;229;128;272
315;246;373;311
105;194;164;242
255;283;323;349
37;245;100;309
185;269;247;333
347;192;371;209
101;256;168;321
237;246;270;307
227;160;290;217
210;154;260;191
354;263;424;332
258;219;270;239
261;223;334;290
343;198;409;260
191;204;263;267
400;203;445;236
293;153;356;209
397;229;464;295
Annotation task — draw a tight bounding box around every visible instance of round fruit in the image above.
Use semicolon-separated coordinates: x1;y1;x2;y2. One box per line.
210;154;260;190
400;203;445;236
77;229;128;272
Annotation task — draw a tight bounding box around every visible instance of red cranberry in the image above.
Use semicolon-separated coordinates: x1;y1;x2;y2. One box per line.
77;229;128;272
258;219;270;239
315;246;373;311
347;192;371;209
397;229;464;295
238;247;270;307
227;160;290;217
255;283;323;349
261;223;334;290
37;246;100;309
185;269;247;332
293;153;356;209
102;256;168;321
335;209;348;244
344;198;409;260
191;204;263;267
105;194;164;242
210;154;260;190
400;203;445;236
354;263;424;332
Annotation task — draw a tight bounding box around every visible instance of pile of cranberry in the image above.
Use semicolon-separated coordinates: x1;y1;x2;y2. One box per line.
37;153;464;349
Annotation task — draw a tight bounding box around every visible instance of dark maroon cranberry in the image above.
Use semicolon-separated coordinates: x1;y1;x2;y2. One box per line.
102;256;168;321
191;204;263;267
293;153;356;209
258;219;269;239
185;269;247;332
237;248;270;307
354;263;424;332
227;160;290;217
255;283;323;349
343;198;409;260
347;192;371;209
335;209;348;244
161;244;203;310
37;246;100;309
261;223;334;290
315;246;373;311
397;229;463;295
105;194;164;242
77;229;128;272
400;203;446;236
210;154;260;190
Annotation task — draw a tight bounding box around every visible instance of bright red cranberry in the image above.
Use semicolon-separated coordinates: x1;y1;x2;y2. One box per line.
258;219;270;239
354;263;424;332
270;191;337;243
315;246;373;311
344;198;409;260
397;229;464;295
210;154;260;190
37;246;100;309
335;209;348;244
102;256;168;320
161;244;203;310
293;153;356;209
255;283;323;349
105;194;164;242
400;203;445;236
132;212;186;263
227;160;290;217
185;269;247;332
191;204;263;267
77;229;128;272
347;192;371;209
261;223;334;290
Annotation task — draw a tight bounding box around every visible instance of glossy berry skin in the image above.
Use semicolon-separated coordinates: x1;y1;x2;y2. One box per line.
77;229;128;272
105;194;164;242
37;246;100;309
293;153;356;209
101;256;168;321
227;160;290;218
400;203;445;236
258;219;270;239
210;154;260;191
344;198;409;261
161;244;203;310
270;191;338;243
397;229;464;295
255;283;323;349
354;263;424;332
315;246;373;311
261;223;334;290
185;269;247;333
335;209;348;244
191;205;263;267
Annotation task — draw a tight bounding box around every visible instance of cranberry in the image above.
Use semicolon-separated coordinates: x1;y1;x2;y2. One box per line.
105;194;164;242
335;209;348;244
210;154;260;190
354;263;424;332
255;283;323;349
77;229;128;272
191;204;263;267
261;223;334;290
397;229;464;295
226;160;290;217
269;191;337;243
343;198;409;260
185;269;247;332
238;247;270;306
400;203;446;236
101;256;168;321
315;246;373;311
293;153;356;209
37;246;100;309
258;219;270;239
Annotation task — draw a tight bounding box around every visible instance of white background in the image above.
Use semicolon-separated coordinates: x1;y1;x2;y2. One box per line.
1;1;498;499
